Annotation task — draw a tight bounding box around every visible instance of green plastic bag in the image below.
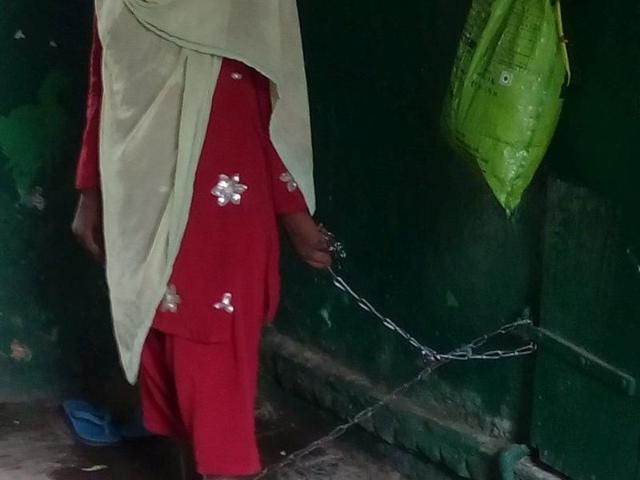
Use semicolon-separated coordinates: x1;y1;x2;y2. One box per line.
442;0;570;214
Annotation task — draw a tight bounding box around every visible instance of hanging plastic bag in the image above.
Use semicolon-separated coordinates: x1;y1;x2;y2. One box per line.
442;0;570;214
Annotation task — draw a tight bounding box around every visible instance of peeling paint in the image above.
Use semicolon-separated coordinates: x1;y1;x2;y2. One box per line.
319;307;332;328
489;420;513;439
0;71;73;193
626;247;640;277
47;327;60;343
10;316;24;329
340;292;350;305
19;186;46;210
255;400;279;421
445;290;460;308
9;340;33;362
415;380;516;439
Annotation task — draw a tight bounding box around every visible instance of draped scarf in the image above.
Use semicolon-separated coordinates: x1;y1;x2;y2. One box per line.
95;0;314;382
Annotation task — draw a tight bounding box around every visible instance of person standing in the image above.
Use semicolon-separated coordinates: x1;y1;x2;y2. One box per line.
72;1;330;478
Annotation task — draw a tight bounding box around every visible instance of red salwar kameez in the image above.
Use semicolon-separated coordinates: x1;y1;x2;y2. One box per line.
76;26;308;476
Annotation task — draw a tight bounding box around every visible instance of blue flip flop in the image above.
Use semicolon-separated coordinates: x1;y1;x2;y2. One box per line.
62;399;122;447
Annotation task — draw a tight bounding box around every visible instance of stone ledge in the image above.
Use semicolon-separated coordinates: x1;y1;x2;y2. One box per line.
261;328;510;479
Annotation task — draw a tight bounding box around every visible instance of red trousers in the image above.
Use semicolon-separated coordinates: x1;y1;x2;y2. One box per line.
140;329;263;476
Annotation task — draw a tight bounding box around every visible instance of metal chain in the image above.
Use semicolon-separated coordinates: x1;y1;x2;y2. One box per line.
251;237;537;478
329;267;536;362
252;316;534;479
329;268;440;360
253;365;437;479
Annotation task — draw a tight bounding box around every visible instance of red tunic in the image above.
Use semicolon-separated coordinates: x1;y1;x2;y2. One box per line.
77;25;308;476
77;27;308;340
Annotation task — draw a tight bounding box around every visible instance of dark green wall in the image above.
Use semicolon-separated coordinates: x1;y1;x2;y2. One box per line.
277;0;640;450
277;0;540;442
550;0;640;221
530;2;640;478
1;0;638;477
0;0;119;400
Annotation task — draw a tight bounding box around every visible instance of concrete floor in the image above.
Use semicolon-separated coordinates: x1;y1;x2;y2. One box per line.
0;379;425;480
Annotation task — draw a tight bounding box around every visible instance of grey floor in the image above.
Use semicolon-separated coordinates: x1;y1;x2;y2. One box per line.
0;380;412;480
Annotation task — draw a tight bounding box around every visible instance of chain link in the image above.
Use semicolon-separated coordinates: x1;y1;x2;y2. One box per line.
252;238;537;478
329;267;535;362
330;269;440;360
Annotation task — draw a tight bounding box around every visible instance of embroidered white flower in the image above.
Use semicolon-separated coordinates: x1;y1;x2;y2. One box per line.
211;174;248;206
279;172;298;192
160;285;181;313
213;293;235;314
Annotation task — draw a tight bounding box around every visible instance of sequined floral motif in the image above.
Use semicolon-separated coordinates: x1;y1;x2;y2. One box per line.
160;285;181;313
213;293;235;314
211;174;248;206
279;172;298;192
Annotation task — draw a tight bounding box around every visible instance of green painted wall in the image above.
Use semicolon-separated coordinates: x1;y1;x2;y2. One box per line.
277;0;640;467
278;0;540;443
0;0;638;477
550;0;640;246
0;1;119;400
529;2;640;478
